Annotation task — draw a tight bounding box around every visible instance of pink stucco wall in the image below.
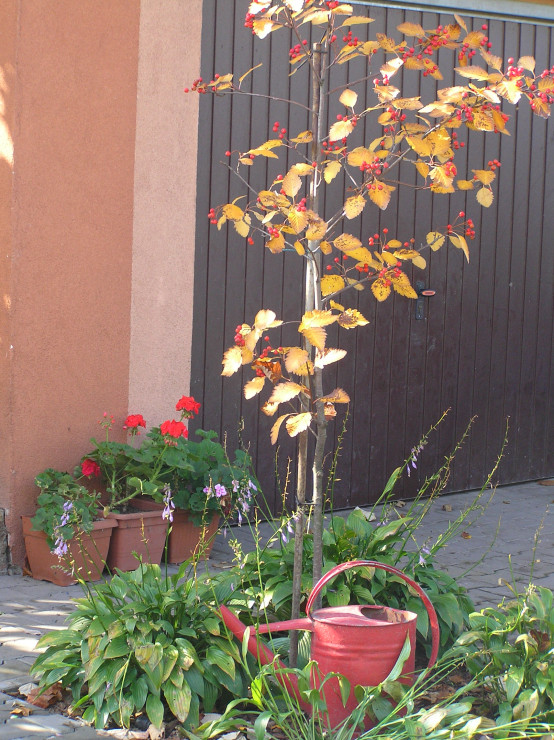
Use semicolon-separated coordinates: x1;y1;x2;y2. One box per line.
1;1;140;565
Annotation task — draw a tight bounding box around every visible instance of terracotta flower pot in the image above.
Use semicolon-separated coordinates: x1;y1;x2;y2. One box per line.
22;515;117;586
133;497;220;564
105;507;168;572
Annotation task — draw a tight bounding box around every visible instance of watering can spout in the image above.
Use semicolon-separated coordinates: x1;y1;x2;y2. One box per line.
217;604;312;713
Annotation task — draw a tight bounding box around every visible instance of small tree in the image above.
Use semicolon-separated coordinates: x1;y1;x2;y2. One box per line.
189;0;552;661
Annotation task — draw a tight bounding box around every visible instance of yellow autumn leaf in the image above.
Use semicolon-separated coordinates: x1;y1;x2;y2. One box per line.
330;300;344;311
254;309;278;330
347;147;373;167
346;277;364;291
244;328;261;353
319;240;332;255
253;18;280;39
380;58;404;80
472;169;496;185
340;15;374;25
415;161;430;179
449;233;470;262
244;376;265;399
222;346;243;376
381;251;397;266
344;195;366;219
406;136;432;157
339;89;358;108
268;382;306;405
222;203;244;221
249;148;279;159
412;255;427;270
300;309;338;329
494;79;522;105
293;240;305;255
476;187;494;207
338;308;369;328
288;209;310;234
386;240;402;249
472;110;495;131
371;278;391;302
291;130;313;143
314;348;347;368
286;412;313;438
318;388;350;403
518;55;535;73
282;170;302;197
324;161;342;183
393;249;419;260
262;400;279;417
333;233;362;252
396;21;425;36
391;271;417;298
321;274;345;297
457;180;475;190
368;182;394;210
426;232;446;250
241;346;254;365
454;14;467;31
329;119;354;142
270;414;291;445
300;326;327;351
234;219;250;238
306;218;328;241
266;233;285;253
292;163;315;175
285;347;310;374
392;97;423;110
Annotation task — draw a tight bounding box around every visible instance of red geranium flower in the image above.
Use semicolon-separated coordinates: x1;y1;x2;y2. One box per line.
81;458;100;478
160;419;188;440
175;396;201;415
124;414;146;430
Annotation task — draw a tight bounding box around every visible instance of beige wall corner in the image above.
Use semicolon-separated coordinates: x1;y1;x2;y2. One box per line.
2;1;140;566
129;0;202;426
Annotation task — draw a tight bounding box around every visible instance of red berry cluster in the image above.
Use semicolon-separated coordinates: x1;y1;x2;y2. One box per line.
417;26;452;55
290;40;308;59
444;161;457;178
458;44;477;64
451;131;466;150
208;207;217;225
322;140;343;152
465;218;476;239
343;29;359;47
486;159;501;171
296;197;307;212
422;64;439;78
360;157;385;176
244;12;255;29
234;325;245;346
184;78;207;94
267;226;280;238
272;121;287;139
326;1;340;8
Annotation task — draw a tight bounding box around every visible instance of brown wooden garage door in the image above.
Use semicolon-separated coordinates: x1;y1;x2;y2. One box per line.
190;0;554;514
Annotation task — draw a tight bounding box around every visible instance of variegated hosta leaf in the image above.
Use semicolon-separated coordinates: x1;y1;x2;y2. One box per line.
222;346;243;376
286;412;313;437
317;388;350;403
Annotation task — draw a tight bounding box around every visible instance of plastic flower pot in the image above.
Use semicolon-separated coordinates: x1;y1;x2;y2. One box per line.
105;507;168;572
22;515;117;586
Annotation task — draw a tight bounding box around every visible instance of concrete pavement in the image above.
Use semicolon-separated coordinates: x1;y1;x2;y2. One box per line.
0;480;552;738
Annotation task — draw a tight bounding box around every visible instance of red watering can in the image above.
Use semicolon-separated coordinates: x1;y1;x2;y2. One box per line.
219;560;440;729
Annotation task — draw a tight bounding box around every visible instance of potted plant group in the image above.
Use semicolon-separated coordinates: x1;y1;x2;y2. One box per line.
22;469;117;585
79;395;259;567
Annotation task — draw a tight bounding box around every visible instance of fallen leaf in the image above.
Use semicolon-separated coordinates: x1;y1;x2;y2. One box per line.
442;504;453;512
461;531;471;539
10;706;32;717
26;683;63;708
538;479;554;486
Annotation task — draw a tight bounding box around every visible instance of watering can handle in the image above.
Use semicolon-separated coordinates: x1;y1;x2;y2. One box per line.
305;559;440;673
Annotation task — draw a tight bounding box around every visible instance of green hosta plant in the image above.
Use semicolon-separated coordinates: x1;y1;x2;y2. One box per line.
31;562;248;731
454;583;554;725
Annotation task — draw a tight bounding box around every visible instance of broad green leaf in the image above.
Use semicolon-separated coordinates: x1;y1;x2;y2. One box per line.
103;636;129;659
164;681;191;722
146;693;165;729
505;665;525;703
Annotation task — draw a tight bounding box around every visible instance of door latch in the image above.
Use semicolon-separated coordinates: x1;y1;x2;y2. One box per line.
415;281;436;320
